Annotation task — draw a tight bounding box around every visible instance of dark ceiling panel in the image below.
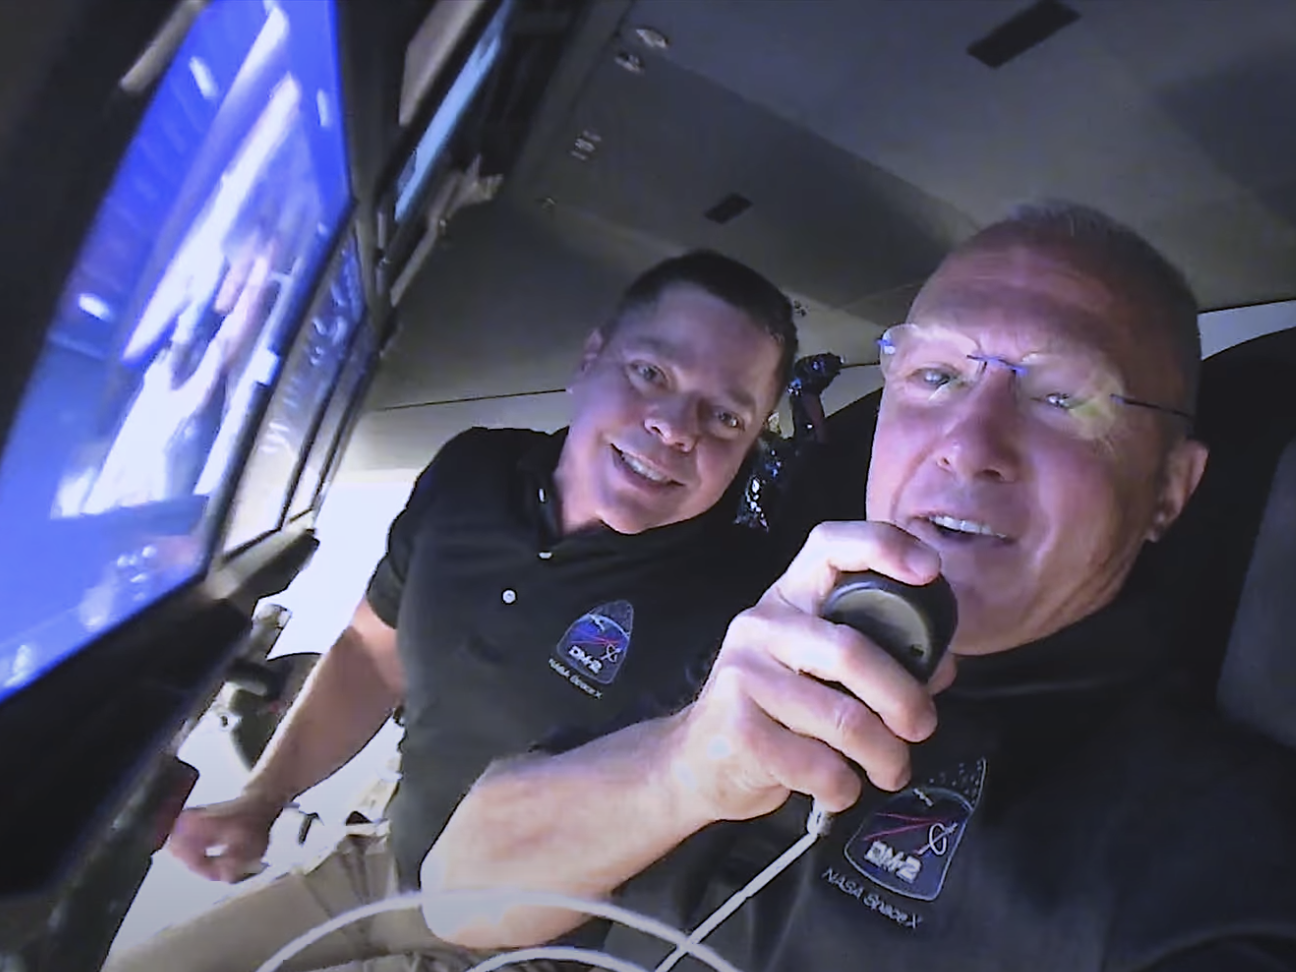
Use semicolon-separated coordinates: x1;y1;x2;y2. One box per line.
370;199;626;410
526;50;973;309
623;0;1296;308
365;0;1296;455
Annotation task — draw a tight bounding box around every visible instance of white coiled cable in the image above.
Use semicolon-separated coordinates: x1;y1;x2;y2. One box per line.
250;888;741;972
253;801;832;972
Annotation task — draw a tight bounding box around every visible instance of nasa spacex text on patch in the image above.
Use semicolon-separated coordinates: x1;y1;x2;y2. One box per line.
836;758;987;910
551;600;634;688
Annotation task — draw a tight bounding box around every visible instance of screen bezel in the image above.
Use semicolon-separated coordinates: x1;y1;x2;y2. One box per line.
283;314;378;525
292;337;379;525
214;218;366;558
373;0;514;294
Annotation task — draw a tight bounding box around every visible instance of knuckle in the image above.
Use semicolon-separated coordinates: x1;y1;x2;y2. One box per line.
805;521;838;548
828;694;871;747
891;696;938;743
805;520;851;557
724;608;765;646
706;658;751;700
873;751;911;792
820;620;859;660
803;747;860;810
829;762;864;805
724;606;783;659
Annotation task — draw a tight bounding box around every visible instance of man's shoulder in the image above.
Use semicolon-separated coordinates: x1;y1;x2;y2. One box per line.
1074;687;1296;822
1098;696;1296;965
392;427;554;535
410;427;552;490
426;426;552;470
1123;688;1296;778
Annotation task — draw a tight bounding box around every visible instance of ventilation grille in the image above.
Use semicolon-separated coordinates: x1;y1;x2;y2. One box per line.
704;192;753;225
968;0;1080;69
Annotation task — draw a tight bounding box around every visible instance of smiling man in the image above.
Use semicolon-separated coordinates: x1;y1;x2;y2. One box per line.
423;203;1296;971
866;219;1203;656
108;250;798;972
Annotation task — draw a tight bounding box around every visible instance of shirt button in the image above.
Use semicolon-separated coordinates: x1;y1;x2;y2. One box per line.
538;551;553;560
538;487;548;503
502;589;517;604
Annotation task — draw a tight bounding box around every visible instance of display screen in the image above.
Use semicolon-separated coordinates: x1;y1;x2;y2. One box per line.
392;0;513;224
0;0;351;704
222;234;365;553
284;320;376;522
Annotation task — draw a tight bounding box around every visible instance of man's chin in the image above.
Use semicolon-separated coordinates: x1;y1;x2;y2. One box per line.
942;581;1022;657
598;496;701;535
597;503;676;535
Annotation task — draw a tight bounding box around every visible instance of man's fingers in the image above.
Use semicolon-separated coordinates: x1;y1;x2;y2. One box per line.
740;707;865;813
771;521;941;616
742;663;913;794
217;855;267;884
929;651;958;695
167;813;265;883
168;834;227;880
735;608;939;744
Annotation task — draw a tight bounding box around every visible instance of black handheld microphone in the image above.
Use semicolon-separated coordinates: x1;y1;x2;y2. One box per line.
804;571;959;836
822;571;959;682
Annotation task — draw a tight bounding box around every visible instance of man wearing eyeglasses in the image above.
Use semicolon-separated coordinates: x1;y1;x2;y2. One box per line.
421;202;1296;971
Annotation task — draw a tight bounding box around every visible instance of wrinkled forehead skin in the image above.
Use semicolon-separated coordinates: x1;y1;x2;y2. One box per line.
908;232;1189;412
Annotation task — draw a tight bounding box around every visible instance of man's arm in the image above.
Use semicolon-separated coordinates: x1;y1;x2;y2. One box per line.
423;522;954;948
242;597;402;806
421;713;714;948
167;597;402;881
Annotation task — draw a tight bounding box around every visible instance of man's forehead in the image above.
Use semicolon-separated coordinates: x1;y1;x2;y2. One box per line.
612;302;773;413
909;243;1138;360
617;285;739;340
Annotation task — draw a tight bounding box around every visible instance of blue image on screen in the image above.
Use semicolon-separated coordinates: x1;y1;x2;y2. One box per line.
285;319;376;522
0;0;351;704
222;235;365;553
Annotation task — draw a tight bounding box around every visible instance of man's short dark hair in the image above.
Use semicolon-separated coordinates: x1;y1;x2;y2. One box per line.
604;250;800;393
966;201;1202;412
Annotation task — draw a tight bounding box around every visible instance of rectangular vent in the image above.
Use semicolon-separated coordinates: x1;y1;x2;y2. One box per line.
967;0;1080;68
704;193;752;225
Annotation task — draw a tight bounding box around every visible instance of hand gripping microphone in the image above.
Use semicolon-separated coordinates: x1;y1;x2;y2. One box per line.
807;571;959;835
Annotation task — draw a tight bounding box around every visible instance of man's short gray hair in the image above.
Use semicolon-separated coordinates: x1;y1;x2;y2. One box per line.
968;200;1202;411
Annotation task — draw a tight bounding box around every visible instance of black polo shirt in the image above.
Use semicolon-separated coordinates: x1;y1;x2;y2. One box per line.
365;427;781;886
602;593;1296;971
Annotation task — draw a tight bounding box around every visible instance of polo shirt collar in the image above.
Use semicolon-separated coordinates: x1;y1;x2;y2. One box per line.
949;590;1170;703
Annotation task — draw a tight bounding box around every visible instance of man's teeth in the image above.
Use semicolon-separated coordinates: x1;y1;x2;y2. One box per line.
620;450;671;483
929;514;1006;539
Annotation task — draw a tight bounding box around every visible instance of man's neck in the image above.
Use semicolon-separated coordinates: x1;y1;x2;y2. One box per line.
551;451;596;537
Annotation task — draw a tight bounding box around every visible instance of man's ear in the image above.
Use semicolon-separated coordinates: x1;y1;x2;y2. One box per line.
578;329;605;373
1148;438;1209;541
567;329;606;393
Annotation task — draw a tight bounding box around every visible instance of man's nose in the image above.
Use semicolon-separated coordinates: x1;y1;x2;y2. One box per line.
645;395;700;451
933;371;1023;483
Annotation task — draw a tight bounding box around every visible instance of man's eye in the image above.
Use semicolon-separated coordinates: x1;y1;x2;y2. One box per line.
715;410;742;431
912;367;956;389
632;362;664;384
1041;391;1081;411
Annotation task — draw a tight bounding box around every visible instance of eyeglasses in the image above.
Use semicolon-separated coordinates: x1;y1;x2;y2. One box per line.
877;324;1194;440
